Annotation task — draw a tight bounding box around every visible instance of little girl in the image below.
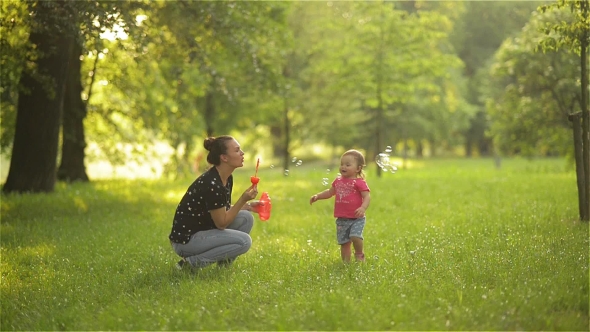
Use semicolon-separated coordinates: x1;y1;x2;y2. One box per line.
310;149;371;262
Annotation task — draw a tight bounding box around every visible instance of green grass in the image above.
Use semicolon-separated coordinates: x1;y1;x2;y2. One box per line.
1;157;588;330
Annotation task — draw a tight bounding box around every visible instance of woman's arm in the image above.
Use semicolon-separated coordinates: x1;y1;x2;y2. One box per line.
210;185;257;229
240;200;261;212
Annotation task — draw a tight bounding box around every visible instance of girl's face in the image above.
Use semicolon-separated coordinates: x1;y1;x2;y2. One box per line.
339;154;361;179
222;138;245;168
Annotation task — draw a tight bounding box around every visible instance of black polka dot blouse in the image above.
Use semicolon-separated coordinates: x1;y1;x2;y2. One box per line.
169;167;232;244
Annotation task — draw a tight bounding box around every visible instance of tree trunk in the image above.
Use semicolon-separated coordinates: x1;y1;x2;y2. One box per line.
281;64;292;175
270;125;283;158
465;138;473;157
569;112;588;221
204;88;214;137
429;138;437;157
479;137;492;156
402;137;408;170
58;40;89;182
579;5;590;222
492;140;502;169
374;5;385;178
282;95;290;175
416;141;423;158
3;31;73;193
374;106;383;177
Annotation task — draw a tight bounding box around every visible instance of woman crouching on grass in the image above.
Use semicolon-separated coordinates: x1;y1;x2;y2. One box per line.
168;135;263;269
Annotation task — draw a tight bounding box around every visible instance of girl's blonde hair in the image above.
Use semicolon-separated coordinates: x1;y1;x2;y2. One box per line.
342;149;366;179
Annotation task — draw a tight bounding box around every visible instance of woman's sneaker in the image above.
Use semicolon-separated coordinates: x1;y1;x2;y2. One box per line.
175;258;187;270
217;258;235;267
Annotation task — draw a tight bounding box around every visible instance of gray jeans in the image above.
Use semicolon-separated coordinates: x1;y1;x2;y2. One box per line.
171;210;254;268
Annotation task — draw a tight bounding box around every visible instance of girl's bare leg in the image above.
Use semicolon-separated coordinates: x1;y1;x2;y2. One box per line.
340;242;352;262
351;236;365;262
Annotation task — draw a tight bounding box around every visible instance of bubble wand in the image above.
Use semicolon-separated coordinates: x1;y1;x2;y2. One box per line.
250;158;260;186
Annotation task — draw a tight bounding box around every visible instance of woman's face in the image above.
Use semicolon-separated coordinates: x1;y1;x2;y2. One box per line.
222;138;245;168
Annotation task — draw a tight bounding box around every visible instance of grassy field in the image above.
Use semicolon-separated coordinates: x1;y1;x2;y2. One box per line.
1;157;588;330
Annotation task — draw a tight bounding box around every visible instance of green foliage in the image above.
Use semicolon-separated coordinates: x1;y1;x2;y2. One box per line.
0;0;147;155
451;1;546;79
448;1;546;155
84;1;290;174
0;0;30;155
2;0;583;181
538;0;590;53
1;158;587;330
486;8;579;156
406;71;478;151
286;1;466;156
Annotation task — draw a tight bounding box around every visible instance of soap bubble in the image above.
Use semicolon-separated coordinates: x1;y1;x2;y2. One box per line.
291;157;297;163
375;153;390;168
385;146;392;153
375;150;397;173
270;164;275;169
296;160;303;166
322;177;329;186
284;169;290;176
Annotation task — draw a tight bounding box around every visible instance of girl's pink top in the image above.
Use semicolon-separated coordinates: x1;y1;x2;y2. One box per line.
332;177;370;218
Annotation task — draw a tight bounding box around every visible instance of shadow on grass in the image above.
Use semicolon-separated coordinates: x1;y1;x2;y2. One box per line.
1;179;182;248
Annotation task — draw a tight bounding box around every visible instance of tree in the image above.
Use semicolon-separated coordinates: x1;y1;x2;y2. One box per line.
3;1;76;193
2;1;141;191
0;0;30;156
88;1;289;177
450;1;544;157
486;9;577;157
57;38;89;182
301;1;463;172
57;2;144;182
538;0;590;221
486;5;586;220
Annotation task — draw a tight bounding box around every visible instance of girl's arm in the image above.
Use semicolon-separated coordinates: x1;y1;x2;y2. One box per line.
310;187;335;205
354;191;371;217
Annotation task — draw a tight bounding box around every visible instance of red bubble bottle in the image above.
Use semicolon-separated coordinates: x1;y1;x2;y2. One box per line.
254;192;271;221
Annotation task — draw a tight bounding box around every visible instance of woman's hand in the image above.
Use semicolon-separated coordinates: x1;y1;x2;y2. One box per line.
213;185;258;230
240;185;258;202
247;200;264;213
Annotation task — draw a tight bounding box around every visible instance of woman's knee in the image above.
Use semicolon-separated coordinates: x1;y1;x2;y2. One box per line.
238;210;254;223
243;232;252;248
235;233;252;255
233;210;254;233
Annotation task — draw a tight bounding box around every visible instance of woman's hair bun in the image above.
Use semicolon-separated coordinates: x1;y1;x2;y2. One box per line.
203;137;216;151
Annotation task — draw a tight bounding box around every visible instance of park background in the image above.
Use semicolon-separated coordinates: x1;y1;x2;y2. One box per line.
1;0;589;330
